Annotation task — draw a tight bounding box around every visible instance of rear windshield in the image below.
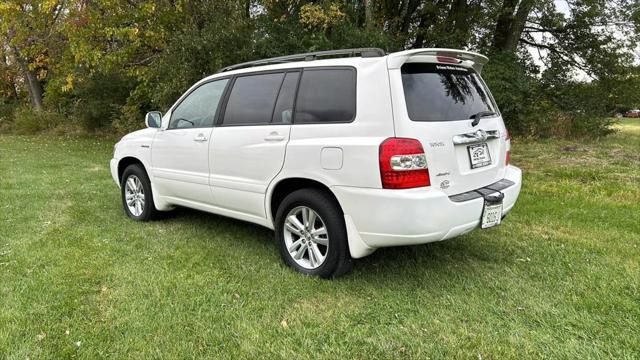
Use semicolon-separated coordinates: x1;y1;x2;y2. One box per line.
401;63;497;122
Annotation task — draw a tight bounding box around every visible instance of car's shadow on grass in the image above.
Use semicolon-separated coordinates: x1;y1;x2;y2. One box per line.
155;206;505;285
159;206;273;237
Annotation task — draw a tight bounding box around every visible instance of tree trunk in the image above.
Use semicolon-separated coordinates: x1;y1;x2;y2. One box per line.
411;0;447;49
364;0;373;29
412;15;427;48
444;0;470;48
13;53;44;111
491;0;536;53
10;78;18;100
508;0;535;50
24;68;44;111
399;0;421;35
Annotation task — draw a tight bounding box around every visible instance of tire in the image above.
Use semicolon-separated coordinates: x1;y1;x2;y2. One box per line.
275;188;353;279
120;164;159;221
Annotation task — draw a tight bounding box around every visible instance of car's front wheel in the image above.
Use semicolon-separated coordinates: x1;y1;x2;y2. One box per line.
121;164;158;221
275;188;352;278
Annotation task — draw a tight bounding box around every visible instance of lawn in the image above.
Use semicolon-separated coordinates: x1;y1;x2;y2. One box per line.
1;120;638;358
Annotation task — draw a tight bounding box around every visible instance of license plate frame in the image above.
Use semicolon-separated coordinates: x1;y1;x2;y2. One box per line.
467;143;492;169
481;200;503;229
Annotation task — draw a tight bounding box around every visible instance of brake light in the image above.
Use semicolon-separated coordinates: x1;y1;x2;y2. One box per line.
437;56;462;64
379;138;430;189
505;129;511;166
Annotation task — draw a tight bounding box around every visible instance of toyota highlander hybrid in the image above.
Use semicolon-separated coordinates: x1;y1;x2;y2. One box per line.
110;48;522;278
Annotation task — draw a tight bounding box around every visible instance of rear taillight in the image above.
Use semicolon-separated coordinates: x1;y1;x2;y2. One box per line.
436;56;462;64
505;129;511;166
379;138;430;189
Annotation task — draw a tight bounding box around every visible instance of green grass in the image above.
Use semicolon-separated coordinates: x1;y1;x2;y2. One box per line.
1;120;639;358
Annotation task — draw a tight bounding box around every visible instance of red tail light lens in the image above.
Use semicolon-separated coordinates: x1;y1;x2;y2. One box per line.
505;129;511;166
379;138;430;189
436;56;462;64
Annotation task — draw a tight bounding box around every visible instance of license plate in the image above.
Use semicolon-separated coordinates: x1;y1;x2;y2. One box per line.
481;201;503;229
467;143;492;169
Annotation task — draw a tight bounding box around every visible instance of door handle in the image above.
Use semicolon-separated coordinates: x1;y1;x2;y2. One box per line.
194;134;208;142
264;132;285;142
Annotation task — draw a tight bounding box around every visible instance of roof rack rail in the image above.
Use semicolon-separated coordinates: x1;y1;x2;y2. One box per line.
219;48;386;73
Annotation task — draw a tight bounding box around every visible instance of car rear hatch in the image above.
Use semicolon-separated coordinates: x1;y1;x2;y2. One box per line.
387;49;509;196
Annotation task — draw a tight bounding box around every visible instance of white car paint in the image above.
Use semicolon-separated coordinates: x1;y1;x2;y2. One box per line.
209;124;291;219
111;48;522;259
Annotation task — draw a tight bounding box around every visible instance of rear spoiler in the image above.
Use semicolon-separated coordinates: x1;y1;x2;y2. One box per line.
387;48;489;74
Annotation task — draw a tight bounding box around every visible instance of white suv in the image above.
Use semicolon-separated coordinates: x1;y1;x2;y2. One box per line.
110;48;522;278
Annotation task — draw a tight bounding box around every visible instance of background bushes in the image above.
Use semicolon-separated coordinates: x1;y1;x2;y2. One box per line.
0;0;638;137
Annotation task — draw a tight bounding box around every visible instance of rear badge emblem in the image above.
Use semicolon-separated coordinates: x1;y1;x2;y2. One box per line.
474;129;488;141
440;180;450;190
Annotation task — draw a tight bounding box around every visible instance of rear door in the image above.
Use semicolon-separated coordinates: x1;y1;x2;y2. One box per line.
209;71;299;218
389;60;508;195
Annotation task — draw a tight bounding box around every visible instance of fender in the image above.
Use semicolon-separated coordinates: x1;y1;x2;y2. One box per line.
113;128;173;211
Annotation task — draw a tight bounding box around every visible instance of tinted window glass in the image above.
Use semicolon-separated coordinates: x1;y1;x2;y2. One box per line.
401;63;497;122
271;72;299;124
295;69;356;123
170;79;228;129
223;73;284;125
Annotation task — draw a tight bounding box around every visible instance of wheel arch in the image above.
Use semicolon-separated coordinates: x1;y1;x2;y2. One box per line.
117;156;173;212
267;177;343;226
267;176;375;260
117;156;148;183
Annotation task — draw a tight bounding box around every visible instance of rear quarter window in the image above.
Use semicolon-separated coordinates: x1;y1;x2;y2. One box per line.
294;68;356;124
401;63;497;122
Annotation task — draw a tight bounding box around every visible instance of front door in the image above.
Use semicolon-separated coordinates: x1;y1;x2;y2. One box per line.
210;71;299;218
151;79;229;204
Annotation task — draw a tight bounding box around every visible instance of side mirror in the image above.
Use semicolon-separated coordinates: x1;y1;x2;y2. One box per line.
145;111;162;128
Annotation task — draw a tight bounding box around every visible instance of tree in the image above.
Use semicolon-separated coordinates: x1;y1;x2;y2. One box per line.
0;0;67;110
0;48;19;101
0;0;638;137
491;0;537;53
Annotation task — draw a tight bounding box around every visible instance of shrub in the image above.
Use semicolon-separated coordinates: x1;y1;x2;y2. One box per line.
568;114;617;139
67;72;135;131
0;101;18;132
113;103;146;135
483;53;617;139
482;53;540;136
10;106;66;134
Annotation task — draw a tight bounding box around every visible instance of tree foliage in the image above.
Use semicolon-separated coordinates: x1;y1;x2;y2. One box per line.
0;0;639;137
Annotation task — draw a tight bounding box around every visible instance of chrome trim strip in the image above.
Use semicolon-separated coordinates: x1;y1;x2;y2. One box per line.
453;129;500;145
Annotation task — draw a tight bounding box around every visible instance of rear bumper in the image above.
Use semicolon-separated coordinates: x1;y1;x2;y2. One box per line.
332;165;522;253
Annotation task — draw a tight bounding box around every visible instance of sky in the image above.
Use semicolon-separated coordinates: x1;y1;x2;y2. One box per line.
555;0;570;15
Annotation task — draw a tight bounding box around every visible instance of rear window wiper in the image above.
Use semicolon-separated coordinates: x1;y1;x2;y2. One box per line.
470;111;497;127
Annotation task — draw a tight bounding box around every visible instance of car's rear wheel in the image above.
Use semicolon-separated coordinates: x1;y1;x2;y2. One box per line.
275;188;352;278
121;164;158;221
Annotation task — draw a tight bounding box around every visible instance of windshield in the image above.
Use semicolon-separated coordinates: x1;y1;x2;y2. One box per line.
401;63;498;122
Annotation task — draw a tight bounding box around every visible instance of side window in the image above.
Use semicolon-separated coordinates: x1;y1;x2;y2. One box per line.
223;72;285;126
169;79;228;129
272;72;300;124
294;68;356;124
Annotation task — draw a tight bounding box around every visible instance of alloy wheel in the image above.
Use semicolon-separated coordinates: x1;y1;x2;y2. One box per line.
283;206;329;269
124;175;145;217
